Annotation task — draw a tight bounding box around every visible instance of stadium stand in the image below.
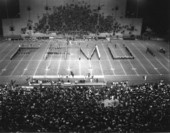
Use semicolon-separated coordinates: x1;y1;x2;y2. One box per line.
0;2;169;133
1;80;170;132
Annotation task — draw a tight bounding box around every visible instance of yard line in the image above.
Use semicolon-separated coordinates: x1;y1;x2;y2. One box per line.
118;43;139;76
79;60;81;75
145;41;170;62
132;42;161;74
0;43;19;62
144;42;169;71
68;58;71;75
138;41;169;72
33;40;51;76
88;49;92;75
99;60;106;82
45;52;54;76
101;43;115;75
21;48;38;76
155;58;169;72
128;42;150;75
12;59;117;61
111;44;127;76
0;61;11;75
57;53;62;75
77;41;81;75
10;54;26;76
0;42;12;54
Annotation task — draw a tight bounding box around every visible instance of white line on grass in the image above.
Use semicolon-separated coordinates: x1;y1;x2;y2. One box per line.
99;60;106;82
88;48;92;75
0;43;20;75
57;53;62;75
132;42;161;74
128;42;150;75
0;61;11;75
0;42;12;55
118;43;139;76
21;48;38;76
79;60;81;75
2;59;122;61
155;58;169;72
138;41;169;71
144;42;169;72
10;54;27;76
45;52;54;76
111;44;127;76
0;43;19;62
33;40;51;76
101;43;115;75
145;41;170;62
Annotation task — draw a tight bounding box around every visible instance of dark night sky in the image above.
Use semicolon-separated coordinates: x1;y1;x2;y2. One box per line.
0;0;169;36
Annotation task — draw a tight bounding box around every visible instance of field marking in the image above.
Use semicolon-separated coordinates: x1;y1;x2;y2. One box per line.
0;43;19;62
155;58;169;72
1;73;169;78
145;41;170;62
57;54;62;75
68;52;71;73
0;43;20;75
0;61;12;75
45;52;54;75
33;75;105;79
137;41;169;72
132;42;161;75
10;54;27;76
76;41;81;75
99;60;106;82
33;40;51;76
0;42;12;55
101;43;115;75
88;48;92;75
21;49;39;76
110;44;127;76
2;59;124;61
79;60;81;75
118;42;139;76
127;42;150;75
144;42;169;72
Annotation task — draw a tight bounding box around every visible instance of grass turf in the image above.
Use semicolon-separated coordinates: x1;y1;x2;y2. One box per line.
0;39;169;85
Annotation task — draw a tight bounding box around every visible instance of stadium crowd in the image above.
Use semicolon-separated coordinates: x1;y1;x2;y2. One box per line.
35;3;136;35
1;80;170;132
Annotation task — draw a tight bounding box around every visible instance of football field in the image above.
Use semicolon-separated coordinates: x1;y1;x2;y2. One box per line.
0;39;169;84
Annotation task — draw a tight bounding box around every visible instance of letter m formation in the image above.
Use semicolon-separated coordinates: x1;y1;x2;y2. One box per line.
79;45;101;60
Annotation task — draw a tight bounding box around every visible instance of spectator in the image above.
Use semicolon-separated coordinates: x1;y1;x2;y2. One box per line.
1;80;170;132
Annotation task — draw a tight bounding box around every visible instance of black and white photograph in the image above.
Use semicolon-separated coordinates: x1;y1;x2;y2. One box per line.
0;0;169;132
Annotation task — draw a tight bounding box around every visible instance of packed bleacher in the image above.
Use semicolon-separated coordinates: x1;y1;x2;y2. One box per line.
1;80;170;132
34;3;136;36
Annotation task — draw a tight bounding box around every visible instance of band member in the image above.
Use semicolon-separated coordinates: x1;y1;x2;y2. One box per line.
70;71;74;77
